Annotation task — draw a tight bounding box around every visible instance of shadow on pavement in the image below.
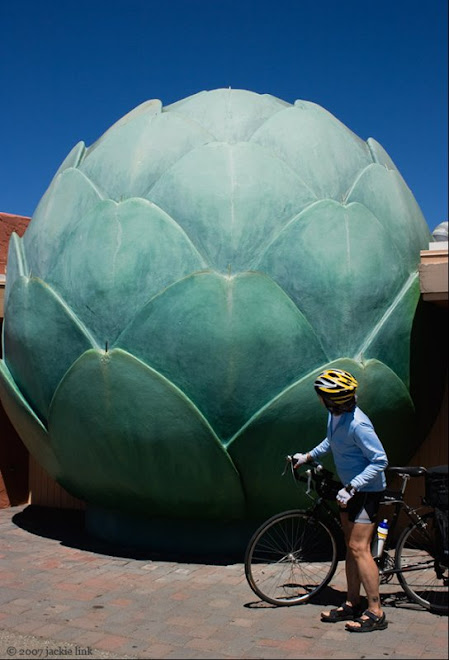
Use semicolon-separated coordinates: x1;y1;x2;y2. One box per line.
243;584;347;609
12;504;246;566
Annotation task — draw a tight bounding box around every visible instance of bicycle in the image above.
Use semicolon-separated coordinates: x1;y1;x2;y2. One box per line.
244;458;448;614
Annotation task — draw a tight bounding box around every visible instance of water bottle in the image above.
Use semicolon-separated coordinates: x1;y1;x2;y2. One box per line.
375;519;389;558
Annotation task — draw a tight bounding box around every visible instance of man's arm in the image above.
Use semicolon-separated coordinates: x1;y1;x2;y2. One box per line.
308;437;331;461
350;422;388;491
293;437;330;467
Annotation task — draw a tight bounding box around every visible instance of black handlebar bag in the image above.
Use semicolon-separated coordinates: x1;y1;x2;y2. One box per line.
425;466;448;511
424;466;448;566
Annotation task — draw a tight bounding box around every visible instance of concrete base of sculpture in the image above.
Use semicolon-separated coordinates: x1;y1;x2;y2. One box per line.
85;506;259;557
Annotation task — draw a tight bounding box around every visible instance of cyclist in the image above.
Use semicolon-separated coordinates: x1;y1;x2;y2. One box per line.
293;368;389;632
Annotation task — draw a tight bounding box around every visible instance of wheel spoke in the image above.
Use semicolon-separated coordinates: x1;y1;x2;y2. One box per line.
396;513;448;614
245;511;337;605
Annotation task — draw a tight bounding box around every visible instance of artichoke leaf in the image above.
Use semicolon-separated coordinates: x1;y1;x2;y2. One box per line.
367;138;399;172
355;274;421;386
0;360;61;479
48;348;245;518
149;141;317;273
166;88;289;142
228;358;416;519
79;111;213;200
347;163;431;265
117;270;327;442
251;104;372;201
256;199;408;360
53;141;87;177
89;99;162;148
47;198;207;346
3;233;28;312
23;167;104;281
4;277;96;423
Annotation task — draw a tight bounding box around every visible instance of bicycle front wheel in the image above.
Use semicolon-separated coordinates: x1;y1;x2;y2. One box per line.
244;510;338;606
395;512;448;614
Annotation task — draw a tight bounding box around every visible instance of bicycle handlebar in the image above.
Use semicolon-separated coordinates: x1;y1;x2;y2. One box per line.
284;455;437;504
285;455;334;478
284;455;341;499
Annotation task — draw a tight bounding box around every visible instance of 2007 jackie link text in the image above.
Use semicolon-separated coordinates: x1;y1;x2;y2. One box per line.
6;647;93;657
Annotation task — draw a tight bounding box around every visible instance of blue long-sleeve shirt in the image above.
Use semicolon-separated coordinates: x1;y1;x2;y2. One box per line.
309;406;387;492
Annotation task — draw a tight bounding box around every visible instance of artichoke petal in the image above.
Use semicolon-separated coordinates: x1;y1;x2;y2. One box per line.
257;199;408;359
53;140;86;177
47;198;207;346
117;270;327;441
3;232;28;312
166;88;289;142
79;110;214;200
149;142;317;272
347;163;431;266
367;137;399;171
356;275;420;386
4;277;96;422
251;103;372;200
228;358;416;518
0;359;61;479
48;348;245;518
23;167;104;280
90;99;162;145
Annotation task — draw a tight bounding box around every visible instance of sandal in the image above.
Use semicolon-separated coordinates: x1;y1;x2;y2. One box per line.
321;602;363;622
345;610;388;633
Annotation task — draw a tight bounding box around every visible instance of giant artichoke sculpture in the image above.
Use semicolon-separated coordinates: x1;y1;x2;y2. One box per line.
0;89;432;535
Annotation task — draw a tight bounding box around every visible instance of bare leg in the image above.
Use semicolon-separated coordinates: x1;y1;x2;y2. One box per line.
321;513;362;618
345;521;384;629
342;515;363;607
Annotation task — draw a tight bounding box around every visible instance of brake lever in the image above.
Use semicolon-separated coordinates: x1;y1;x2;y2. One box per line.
282;455;292;476
306;469;312;494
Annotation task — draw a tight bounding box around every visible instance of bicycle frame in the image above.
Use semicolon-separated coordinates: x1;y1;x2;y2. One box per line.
293;461;436;574
377;474;440;578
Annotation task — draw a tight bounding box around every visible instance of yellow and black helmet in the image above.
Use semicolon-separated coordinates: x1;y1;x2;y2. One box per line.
314;369;358;405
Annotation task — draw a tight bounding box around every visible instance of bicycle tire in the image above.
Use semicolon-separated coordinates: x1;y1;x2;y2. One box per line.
395;512;448;615
244;510;338;606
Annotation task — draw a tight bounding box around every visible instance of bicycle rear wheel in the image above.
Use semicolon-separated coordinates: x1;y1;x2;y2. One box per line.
395;512;448;614
244;510;338;606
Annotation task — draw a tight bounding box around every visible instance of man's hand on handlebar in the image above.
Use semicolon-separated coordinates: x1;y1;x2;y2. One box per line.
291;452;309;469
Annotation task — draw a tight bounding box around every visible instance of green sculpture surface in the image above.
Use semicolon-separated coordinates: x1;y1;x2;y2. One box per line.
0;89;434;544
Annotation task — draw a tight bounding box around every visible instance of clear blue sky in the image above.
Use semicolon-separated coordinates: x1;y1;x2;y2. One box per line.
1;0;447;232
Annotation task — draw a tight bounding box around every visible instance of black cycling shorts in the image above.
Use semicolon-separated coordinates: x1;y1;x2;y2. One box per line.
339;491;384;524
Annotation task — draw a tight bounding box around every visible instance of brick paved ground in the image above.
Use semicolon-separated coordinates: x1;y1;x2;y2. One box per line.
0;505;447;660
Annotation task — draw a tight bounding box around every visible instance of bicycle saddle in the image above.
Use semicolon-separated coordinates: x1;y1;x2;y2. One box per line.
387;466;427;477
